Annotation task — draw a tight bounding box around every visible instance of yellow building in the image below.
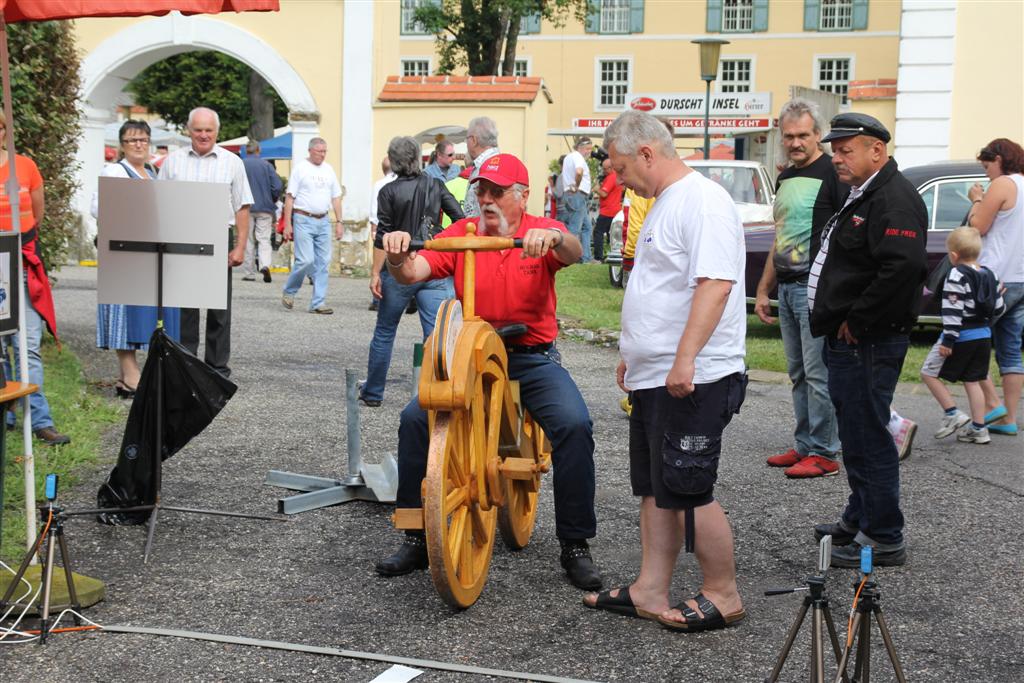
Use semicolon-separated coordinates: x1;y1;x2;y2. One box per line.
398;0;899;158
70;0;1020;233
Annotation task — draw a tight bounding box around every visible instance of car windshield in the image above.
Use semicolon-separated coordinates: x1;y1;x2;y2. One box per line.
691;166;769;205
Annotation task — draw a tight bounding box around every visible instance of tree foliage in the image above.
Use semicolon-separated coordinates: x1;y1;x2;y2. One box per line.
127;51;287;140
415;0;589;76
8;21;82;269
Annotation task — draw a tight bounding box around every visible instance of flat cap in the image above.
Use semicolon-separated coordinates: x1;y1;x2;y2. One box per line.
821;112;891;144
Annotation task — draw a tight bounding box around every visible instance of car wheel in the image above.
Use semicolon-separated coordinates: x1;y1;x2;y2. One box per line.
609;263;623;288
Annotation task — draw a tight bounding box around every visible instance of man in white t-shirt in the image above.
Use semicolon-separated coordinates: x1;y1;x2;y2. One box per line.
560;137;594;262
583;110;749;634
281;137;343;314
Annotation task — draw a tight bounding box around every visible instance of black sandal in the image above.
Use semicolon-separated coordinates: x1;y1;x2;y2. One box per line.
583;586;659;621
658;592;746;632
114;381;136;399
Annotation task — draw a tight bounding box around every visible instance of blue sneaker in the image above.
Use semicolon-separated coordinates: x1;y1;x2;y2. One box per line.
984;405;1008;424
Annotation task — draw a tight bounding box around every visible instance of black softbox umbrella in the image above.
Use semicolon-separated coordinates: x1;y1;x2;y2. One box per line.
97;328;236;525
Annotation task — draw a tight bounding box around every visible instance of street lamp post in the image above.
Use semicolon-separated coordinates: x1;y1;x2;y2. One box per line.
691;38;729;160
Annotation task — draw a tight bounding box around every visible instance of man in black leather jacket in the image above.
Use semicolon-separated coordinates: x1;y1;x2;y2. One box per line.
806;113;928;568
360;136;464;407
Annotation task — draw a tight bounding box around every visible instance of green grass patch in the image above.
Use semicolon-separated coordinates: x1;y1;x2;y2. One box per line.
555;262;624;331
556;263;999;384
1;339;122;563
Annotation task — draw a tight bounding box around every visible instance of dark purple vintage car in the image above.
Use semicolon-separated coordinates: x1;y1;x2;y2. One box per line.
744;160;986;325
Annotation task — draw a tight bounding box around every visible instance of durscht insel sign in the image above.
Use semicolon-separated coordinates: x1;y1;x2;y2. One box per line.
626;92;772;116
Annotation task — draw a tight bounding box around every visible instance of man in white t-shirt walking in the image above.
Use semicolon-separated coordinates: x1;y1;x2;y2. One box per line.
281;137;343;314
560;137;594;262
583;110;749;633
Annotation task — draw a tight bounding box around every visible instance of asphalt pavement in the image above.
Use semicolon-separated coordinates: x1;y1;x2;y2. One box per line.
3;265;1021;682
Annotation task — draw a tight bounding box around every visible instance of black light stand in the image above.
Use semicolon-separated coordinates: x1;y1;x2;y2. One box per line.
832;551;907;683
67;240;280;563
765;536;848;683
0;475;81;644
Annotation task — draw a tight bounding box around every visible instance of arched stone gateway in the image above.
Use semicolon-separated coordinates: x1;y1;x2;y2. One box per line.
74;13;320;244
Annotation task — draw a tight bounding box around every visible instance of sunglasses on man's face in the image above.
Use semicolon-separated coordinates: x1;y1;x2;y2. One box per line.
476;182;509;199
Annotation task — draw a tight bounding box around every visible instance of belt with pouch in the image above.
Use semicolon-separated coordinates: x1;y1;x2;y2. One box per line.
293;208;328;219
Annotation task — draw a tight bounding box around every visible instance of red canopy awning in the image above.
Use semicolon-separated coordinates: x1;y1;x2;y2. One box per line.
0;0;277;22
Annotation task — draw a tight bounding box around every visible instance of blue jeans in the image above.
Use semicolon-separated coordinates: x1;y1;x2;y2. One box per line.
282;214;332;310
825;334;908;546
778;281;839;457
361;270;454;402
564;192;592;262
395;348;596;539
993;281;1024;375
3;294;55;430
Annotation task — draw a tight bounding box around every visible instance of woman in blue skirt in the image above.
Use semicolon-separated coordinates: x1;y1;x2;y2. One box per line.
92;120;180;397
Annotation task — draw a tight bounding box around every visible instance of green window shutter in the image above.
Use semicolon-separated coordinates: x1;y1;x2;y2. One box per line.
521;12;541;34
585;2;600;33
706;0;723;33
804;0;820;30
630;0;645;33
852;0;869;30
753;0;769;31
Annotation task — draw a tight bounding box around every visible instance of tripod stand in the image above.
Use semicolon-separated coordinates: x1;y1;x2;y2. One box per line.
765;574;848;683
78;237;280;562
0;501;81;644
832;580;907;683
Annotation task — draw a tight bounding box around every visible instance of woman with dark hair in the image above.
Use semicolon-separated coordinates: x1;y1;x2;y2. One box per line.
968;137;1024;435
91;120;180;398
360;135;463;406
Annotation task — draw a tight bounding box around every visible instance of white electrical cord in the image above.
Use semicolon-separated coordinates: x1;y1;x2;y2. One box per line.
0;559;42;643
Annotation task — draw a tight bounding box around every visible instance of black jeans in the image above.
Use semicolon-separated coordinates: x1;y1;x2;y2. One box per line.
825;334;909;545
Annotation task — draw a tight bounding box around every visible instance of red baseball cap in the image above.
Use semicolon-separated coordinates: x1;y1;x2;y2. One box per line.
471;153;529;187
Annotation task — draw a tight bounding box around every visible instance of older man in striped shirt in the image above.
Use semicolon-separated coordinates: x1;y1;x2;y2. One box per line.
160;107;253;378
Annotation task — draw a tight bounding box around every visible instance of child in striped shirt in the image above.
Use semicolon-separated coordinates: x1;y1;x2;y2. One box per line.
921;226;1005;443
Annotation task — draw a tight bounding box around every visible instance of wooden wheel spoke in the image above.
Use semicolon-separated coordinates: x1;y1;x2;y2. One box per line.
447;507;467;568
470;505;492;546
459;522;474;582
444;486;467;515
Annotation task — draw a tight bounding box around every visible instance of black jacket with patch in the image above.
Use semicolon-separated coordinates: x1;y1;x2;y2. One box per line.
809;158;929;338
374;173;464;249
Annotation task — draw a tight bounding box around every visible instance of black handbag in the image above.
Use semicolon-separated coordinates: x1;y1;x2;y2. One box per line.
415;175;442;241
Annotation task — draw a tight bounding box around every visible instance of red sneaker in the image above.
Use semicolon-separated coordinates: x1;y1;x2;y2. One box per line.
767;448;803;467
784;455;840;478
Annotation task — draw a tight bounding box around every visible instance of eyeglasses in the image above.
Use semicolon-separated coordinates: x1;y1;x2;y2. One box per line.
122;138;151;145
476;183;509;199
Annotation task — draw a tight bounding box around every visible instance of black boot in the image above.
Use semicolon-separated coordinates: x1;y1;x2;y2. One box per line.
375;533;428;576
559;539;602;590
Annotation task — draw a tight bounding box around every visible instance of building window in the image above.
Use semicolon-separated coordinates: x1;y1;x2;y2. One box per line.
513;59;530;77
597;58;630;109
721;0;753;32
819;0;853;30
401;59;430;77
718;59;752;92
519;12;541;35
600;0;631;34
816;57;851;104
401;0;429;35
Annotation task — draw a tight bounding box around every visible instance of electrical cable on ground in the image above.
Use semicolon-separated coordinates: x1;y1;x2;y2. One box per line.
101;624;604;683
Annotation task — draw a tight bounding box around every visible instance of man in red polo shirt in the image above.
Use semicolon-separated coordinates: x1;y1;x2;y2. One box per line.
593;158;622;261
374;153;602;591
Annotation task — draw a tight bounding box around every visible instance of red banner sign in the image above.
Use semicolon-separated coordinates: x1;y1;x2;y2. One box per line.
573;118;773;131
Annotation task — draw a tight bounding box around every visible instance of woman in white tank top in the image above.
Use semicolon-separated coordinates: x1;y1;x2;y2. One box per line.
968;138;1024;434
